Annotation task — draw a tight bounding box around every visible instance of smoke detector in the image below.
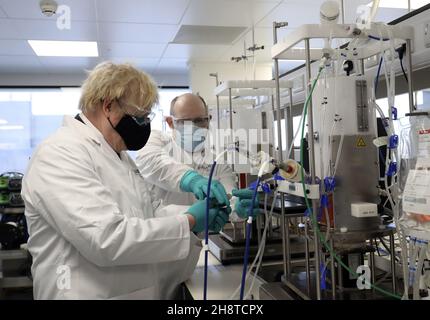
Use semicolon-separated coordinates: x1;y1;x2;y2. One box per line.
39;0;58;17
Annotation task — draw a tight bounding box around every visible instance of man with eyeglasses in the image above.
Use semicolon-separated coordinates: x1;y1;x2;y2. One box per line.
21;63;230;299
135;93;262;299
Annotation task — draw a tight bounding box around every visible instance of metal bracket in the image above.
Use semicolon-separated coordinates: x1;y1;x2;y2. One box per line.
277;180;320;199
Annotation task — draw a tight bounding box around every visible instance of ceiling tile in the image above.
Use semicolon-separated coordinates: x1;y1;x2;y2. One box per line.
99;42;167;58
108;57;159;72
0;40;36;55
38;57;100;72
0;6;6;18
172;25;247;45
0;19;98;41
182;0;280;27
257;1;324;28
98;22;178;43
163;44;230;60
0;55;43;73
96;0;189;24
0;0;96;21
157;58;189;74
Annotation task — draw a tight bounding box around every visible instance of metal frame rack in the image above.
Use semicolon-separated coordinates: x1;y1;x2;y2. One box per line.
271;22;415;300
213;79;295;163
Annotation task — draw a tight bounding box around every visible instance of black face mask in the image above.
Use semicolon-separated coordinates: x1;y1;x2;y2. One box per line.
108;115;151;151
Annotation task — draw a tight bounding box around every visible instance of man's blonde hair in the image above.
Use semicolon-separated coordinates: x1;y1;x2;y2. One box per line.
79;61;159;114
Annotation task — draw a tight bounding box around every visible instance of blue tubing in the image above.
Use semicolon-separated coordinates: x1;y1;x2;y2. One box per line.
239;177;260;300
203;161;217;300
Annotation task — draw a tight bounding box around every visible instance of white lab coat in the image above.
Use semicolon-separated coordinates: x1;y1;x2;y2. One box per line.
21;115;199;300
135;130;237;299
136;130;236;206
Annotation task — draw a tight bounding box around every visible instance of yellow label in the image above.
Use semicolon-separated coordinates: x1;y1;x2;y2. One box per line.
357;137;366;147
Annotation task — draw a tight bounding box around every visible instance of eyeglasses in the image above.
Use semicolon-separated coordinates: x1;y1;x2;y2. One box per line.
172;115;212;128
116;99;155;126
130;112;156;126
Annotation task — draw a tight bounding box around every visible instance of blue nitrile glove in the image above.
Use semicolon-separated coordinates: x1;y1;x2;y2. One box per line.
186;200;231;233
180;170;229;206
232;188;261;219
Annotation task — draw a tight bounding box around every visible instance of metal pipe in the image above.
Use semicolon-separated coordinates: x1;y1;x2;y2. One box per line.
287;87;294;159
340;0;345;24
305;38;321;300
389;233;397;294
273;21;289;279
370;252;376;292
305;218;311;295
229;88;234;172
406;39;414;113
330;238;336;300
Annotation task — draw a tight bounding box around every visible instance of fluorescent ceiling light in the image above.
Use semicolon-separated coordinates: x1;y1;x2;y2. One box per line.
367;0;429;9
0;125;24;130
28;40;98;57
0;119;8;125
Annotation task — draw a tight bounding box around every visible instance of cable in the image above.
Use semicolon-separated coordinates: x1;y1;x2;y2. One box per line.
239;177;260;300
368;35;389;41
203;161;217;300
244;193;275;299
400;58;409;83
203;150;229;300
374;56;383;97
229;192;277;300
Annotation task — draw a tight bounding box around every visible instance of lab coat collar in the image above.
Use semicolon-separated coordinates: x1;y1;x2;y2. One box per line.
63;113;104;146
65;114;130;162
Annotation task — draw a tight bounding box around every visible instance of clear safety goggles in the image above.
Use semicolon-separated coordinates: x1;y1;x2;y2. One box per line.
172;115;212;128
116;99;155;126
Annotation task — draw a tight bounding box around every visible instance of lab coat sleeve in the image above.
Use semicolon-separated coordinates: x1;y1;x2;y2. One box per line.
135;130;192;193
25;143;191;268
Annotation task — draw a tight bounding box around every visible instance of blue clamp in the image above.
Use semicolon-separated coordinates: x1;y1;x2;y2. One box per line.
388;135;399;149
261;183;271;194
320;194;329;208
249;180;271;194
386;162;397;177
273;173;285;181
391;106;398;120
320;263;327;290
304;208;311;217
324;176;336;193
249;180;259;191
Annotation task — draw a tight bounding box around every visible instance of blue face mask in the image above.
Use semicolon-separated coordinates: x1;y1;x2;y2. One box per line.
174;123;207;153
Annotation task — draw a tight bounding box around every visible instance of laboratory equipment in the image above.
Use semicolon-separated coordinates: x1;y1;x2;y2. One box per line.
268;0;415;300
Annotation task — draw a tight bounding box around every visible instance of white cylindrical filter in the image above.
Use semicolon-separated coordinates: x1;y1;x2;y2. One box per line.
279;159;303;182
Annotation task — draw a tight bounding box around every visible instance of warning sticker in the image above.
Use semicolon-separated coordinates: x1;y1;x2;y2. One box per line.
356;137;366;147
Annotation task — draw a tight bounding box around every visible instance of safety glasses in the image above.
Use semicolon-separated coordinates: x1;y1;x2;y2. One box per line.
129;112;156;126
116;99;155;126
172;115;212;128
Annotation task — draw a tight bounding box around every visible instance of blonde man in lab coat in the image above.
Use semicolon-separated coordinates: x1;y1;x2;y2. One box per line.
21;62;230;300
135;94;262;298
